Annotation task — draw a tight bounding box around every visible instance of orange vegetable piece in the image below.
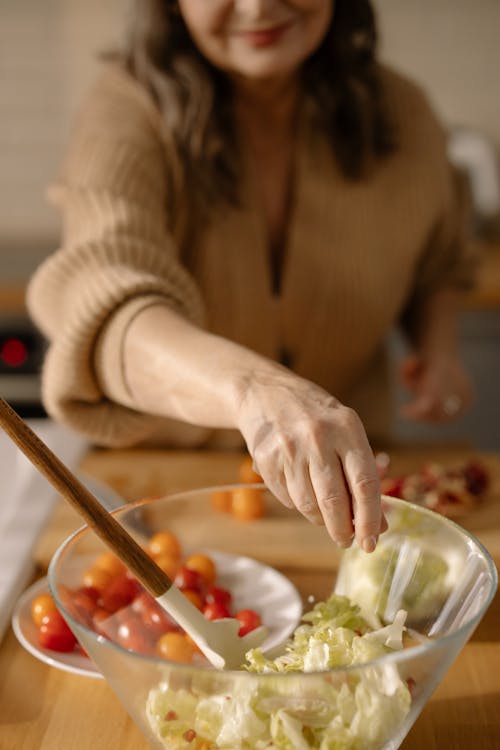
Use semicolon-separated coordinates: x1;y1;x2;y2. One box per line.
231;486;265;521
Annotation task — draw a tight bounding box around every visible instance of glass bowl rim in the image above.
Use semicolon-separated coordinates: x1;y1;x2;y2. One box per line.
47;487;498;678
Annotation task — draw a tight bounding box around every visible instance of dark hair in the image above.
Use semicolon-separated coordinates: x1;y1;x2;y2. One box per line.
122;0;395;207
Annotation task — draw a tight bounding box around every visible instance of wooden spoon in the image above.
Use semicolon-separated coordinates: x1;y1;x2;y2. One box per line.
0;398;267;669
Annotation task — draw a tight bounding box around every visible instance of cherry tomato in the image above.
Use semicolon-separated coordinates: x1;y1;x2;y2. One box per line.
38;610;77;652
238;455;263;484
117;614;154;653
132;592;178;637
210;489;233;513
235;609;262;637
82;566;114;592
205;585;232;611
148;530;181;560
202;602;232;621
231;486;265;521
31;593;57;627
182;589;204;610
157;632;196;663
153;553;179;579
92;607;114;638
184;554;217;586
174;566;205;593
99;574;140;613
69;588;99;627
93;551;126;577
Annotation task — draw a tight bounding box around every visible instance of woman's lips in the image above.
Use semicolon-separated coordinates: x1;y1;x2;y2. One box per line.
235;21;293;48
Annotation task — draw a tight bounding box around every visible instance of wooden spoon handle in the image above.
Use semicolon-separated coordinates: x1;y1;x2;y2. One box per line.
0;397;171;597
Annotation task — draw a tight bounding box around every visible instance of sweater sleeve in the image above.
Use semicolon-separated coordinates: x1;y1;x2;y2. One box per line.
385;70;479;338
26;65;206;447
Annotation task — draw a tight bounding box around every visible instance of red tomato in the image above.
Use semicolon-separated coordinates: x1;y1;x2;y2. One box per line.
132;592;178;637
117;613;154;654
202;602;232;621
38;610;77;652
99;574;140;613
69;589;99;627
235;609;262;637
174;566;205;593
92;607;114;639
205;585;232;611
78;586;101;604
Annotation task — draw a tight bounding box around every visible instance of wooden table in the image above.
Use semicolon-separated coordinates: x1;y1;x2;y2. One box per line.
0;445;499;749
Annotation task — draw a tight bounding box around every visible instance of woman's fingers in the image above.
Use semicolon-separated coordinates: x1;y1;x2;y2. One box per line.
340;439;382;553
283;459;324;525
309;456;354;546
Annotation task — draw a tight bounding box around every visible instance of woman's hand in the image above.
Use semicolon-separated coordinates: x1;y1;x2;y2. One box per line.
235;369;385;553
399;351;473;422
121;305;385;551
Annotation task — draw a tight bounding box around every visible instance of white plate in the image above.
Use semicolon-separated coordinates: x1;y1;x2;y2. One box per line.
12;553;302;678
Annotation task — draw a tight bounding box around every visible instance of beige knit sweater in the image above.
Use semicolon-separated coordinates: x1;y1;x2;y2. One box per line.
27;63;475;448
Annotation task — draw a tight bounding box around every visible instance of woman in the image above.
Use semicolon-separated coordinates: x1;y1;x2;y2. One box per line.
27;0;475;552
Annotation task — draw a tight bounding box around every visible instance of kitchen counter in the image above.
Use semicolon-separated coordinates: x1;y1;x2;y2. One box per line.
0;445;499;749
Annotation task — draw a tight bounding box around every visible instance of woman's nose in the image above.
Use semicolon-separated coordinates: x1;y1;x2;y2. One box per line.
234;0;276;19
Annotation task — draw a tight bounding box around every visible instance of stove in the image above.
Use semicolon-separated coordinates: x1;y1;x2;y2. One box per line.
0;316;47;417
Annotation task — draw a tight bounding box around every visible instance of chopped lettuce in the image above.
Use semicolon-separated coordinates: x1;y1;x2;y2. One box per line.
335;535;453;626
146;594;411;749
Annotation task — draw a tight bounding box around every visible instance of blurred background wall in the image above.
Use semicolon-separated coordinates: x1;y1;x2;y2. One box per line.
1;0;499;280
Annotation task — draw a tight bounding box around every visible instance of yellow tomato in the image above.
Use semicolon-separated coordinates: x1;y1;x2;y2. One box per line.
210;488;233;513
31;592;58;627
148;530;182;560
184;553;217;586
93;551;126;577
157;632;196;663
238;455;263;484
82;566;114;592
231;487;265;521
154;553;179;579
182;588;204;610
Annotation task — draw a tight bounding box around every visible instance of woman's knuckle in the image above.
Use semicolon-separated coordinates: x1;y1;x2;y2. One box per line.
354;475;380;502
319;492;346;512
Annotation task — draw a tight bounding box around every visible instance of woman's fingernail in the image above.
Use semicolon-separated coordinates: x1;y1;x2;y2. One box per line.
362;535;377;553
338;538;353;549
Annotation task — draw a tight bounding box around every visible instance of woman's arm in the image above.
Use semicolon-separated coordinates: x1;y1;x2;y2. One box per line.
122;304;384;552
399;287;473;421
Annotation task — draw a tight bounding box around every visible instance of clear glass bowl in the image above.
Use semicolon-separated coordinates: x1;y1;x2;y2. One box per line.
48;488;497;750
